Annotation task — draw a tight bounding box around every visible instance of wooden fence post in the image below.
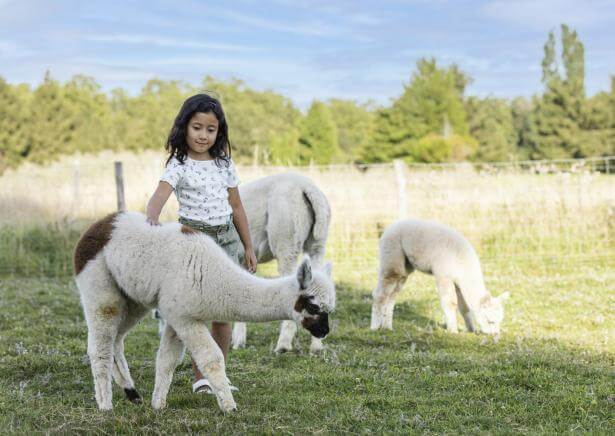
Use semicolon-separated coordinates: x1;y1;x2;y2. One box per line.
394;159;407;219
114;161;126;212
71;159;80;217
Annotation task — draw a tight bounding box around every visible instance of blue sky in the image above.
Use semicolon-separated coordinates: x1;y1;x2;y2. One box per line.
1;0;614;108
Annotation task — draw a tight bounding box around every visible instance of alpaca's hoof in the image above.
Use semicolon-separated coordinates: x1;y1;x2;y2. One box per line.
309;340;325;354
124;388;142;404
216;395;237;413
151;398;167;410
274;344;292;354
232;341;246;350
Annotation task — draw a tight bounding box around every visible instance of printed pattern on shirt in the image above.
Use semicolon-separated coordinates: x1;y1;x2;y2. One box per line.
160;157;240;225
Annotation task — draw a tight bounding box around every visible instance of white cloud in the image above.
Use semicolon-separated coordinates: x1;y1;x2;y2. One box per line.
85;34;264;52
213;8;353;39
482;0;615;30
0;40;36;57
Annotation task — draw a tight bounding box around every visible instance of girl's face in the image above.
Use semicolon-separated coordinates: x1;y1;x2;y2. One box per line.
185;111;219;160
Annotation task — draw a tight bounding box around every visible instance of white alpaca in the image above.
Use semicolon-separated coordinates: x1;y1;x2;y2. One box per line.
74;212;335;413
232;173;331;353
371;219;509;337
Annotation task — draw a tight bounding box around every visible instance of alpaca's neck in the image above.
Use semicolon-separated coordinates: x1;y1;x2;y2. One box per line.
211;274;299;323
457;275;489;313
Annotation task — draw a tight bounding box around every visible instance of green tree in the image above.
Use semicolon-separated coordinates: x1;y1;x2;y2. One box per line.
327;99;374;162
526;25;586;158
298;101;340;164
123;79;190;152
578;89;615;156
63;75;113;154
201;77;301;164
26;71;77;164
511;97;533;156
0;78;30;171
466;97;517;161
360;58;472;163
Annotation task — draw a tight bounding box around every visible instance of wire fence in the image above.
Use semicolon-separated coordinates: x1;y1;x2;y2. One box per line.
1;152;614;284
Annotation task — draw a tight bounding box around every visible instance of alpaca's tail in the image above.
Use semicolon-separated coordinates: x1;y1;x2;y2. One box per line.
301;182;331;263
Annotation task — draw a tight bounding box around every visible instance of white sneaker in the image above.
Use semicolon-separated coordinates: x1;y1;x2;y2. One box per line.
192;378;238;394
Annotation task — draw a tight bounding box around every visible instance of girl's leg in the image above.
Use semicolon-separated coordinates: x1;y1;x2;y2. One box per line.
191;223;236;389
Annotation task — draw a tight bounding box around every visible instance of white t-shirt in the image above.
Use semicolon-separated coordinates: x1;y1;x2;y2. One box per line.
161;156;240;225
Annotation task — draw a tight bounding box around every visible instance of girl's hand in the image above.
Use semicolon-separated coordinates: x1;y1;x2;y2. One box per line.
244;248;257;274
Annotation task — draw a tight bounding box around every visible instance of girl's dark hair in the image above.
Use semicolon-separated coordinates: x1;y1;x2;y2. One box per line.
165;93;231;167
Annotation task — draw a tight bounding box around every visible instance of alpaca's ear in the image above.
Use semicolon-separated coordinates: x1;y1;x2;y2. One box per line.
498;291;510;303
324;262;333;278
297;257;312;290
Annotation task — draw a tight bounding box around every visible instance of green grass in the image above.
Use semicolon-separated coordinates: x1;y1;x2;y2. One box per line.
1;258;613;433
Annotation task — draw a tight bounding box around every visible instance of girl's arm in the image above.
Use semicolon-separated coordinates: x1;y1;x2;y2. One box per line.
228;187;257;273
146;181;173;225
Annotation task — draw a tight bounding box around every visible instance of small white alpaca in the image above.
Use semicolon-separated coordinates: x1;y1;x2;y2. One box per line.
371;219;509;337
74;212;335;413
232;173;331;353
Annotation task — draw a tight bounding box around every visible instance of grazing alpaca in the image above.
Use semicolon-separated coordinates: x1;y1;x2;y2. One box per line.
74;212;335;412
371;219;509;337
232;173;331;353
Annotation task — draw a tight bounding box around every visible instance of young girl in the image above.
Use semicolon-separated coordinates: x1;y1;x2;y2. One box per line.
146;93;258;394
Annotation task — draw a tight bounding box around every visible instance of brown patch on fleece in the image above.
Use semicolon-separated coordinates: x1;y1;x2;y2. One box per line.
98;305;119;319
73;213;119;275
181;225;198;234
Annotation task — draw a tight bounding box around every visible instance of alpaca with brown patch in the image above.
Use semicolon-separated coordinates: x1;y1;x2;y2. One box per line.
371;219;509;337
74;212;335;413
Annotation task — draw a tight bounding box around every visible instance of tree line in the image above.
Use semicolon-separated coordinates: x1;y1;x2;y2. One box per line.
0;25;613;172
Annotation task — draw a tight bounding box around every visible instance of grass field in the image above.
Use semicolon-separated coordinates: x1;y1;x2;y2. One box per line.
0;152;613;433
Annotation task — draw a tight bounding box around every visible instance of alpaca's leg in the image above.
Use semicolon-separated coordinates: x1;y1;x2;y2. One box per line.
83;301;123;411
436;276;458;333
275;321;298;353
309;337;325;353
231;322;247;349
87;326;117;410
382;276;407;330
371;272;407;330
370;276;389;330
306;245;327;353
112;302;149;403
78;267;124;411
455;287;475;332
151;323;186;410
172;321;237;412
275;247;302;353
153;309;166;337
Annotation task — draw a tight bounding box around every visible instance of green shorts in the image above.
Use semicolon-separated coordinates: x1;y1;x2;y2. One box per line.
178;216;241;265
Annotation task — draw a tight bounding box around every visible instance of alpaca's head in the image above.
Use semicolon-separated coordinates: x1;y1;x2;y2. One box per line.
292;257;336;339
476;292;510;336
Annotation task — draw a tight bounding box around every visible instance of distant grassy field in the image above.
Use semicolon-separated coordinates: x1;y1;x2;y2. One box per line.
0;152;613;432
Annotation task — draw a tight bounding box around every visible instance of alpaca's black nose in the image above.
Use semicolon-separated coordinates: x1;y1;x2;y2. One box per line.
315;323;330;338
310;313;330;338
